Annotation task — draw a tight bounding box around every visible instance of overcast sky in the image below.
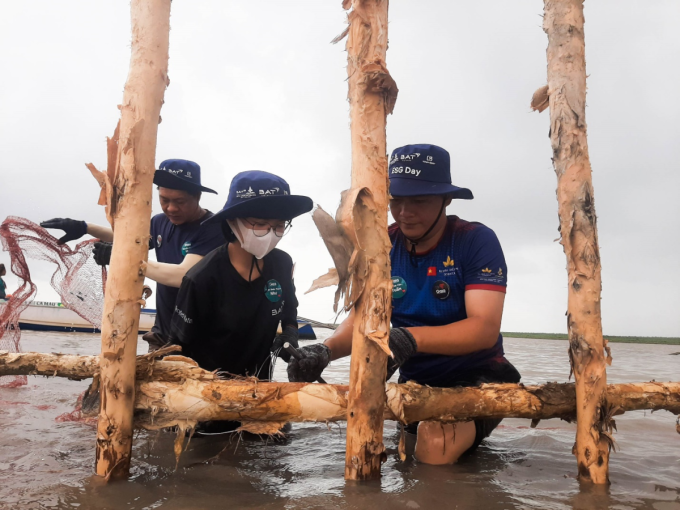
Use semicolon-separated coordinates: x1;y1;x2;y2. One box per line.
1;1;678;337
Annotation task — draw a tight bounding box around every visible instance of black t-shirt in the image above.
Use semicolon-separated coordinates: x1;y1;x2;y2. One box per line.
169;245;298;377
149;212;224;337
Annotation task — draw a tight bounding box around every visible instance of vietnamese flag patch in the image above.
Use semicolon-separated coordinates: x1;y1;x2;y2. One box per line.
427;266;437;276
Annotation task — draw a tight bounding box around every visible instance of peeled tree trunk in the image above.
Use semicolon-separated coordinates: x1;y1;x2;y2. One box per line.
336;0;398;481
91;0;171;480
534;0;611;484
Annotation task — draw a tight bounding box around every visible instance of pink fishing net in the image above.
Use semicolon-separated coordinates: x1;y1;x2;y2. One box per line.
0;216;106;387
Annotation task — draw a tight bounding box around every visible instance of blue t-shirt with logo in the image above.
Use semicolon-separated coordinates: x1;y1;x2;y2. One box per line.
150;211;224;337
390;215;508;386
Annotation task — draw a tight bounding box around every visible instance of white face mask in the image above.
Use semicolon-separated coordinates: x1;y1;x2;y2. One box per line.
229;218;282;260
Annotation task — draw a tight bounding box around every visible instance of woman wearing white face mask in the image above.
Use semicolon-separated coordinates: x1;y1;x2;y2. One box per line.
168;171;313;384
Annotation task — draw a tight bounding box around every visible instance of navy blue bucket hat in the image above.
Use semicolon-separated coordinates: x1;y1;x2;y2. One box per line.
204;170;313;224
388;144;473;200
154;159;217;194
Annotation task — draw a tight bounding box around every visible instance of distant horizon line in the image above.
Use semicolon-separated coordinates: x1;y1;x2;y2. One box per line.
502;332;680;345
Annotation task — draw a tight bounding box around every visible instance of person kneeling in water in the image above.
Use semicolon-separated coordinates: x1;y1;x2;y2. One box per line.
169;170;313;382
287;144;520;464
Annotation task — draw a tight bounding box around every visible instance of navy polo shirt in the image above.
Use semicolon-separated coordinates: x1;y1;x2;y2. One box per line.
149;211;224;337
390;215;508;386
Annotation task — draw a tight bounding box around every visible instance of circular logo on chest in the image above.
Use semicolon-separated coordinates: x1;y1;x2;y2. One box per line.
157;235;162;248
265;279;283;302
392;276;408;299
181;241;191;257
432;280;450;300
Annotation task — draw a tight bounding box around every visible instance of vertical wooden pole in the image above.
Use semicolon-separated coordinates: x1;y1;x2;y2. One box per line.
541;0;611;484
341;0;397;481
95;0;171;479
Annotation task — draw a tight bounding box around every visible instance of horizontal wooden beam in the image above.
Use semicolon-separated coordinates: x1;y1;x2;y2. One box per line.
2;351;678;431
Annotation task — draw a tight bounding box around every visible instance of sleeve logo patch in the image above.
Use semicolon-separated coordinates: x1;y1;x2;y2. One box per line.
265;279;283;302
392;276;408;299
181;241;191;257
157;235;162;248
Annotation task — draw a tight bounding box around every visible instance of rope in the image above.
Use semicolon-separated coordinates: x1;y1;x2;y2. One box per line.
296;316;338;330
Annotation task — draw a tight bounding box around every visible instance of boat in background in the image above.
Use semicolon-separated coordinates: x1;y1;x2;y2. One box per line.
0;300;155;334
1;300;316;339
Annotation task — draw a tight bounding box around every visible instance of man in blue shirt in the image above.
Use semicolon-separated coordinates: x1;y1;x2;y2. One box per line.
41;159;225;346
288;144;520;464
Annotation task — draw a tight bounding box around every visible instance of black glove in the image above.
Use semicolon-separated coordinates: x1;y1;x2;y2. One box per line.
287;343;331;383
271;325;299;362
40;218;88;244
142;331;169;353
92;241;112;266
386;327;418;380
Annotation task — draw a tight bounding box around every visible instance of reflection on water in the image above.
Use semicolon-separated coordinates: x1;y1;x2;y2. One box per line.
0;331;678;510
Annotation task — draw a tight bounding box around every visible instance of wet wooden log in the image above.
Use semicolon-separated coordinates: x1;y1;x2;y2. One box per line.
92;0;172;480
0;348;217;383
3;351;678;428
336;0;398;481
385;381;680;423
533;0;610;484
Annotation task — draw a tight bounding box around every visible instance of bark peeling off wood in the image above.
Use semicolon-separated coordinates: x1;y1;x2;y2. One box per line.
531;84;550;112
2;352;679;426
95;0;172;480
543;0;609;484
342;0;397;463
307;204;355;312
86;121;120;228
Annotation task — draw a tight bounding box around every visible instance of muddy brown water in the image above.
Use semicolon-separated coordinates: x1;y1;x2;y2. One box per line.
1;331;678;510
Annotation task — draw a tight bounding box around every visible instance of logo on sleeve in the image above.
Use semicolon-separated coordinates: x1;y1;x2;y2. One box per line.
392;276;407;299
432;280;450;300
478;266;505;284
174;305;193;324
265;279;283;302
157;235;162;248
443;256;454;267
181;241;191;257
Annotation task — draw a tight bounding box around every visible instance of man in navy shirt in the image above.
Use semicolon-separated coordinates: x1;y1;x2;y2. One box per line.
41;159;225;345
288;144;520;465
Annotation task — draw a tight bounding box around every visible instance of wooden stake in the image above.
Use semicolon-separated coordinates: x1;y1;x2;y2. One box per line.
95;0;171;480
539;0;610;484
338;0;398;481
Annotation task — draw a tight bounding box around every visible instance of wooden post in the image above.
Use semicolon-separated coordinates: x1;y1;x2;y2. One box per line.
339;0;398;480
539;0;611;484
95;0;171;480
